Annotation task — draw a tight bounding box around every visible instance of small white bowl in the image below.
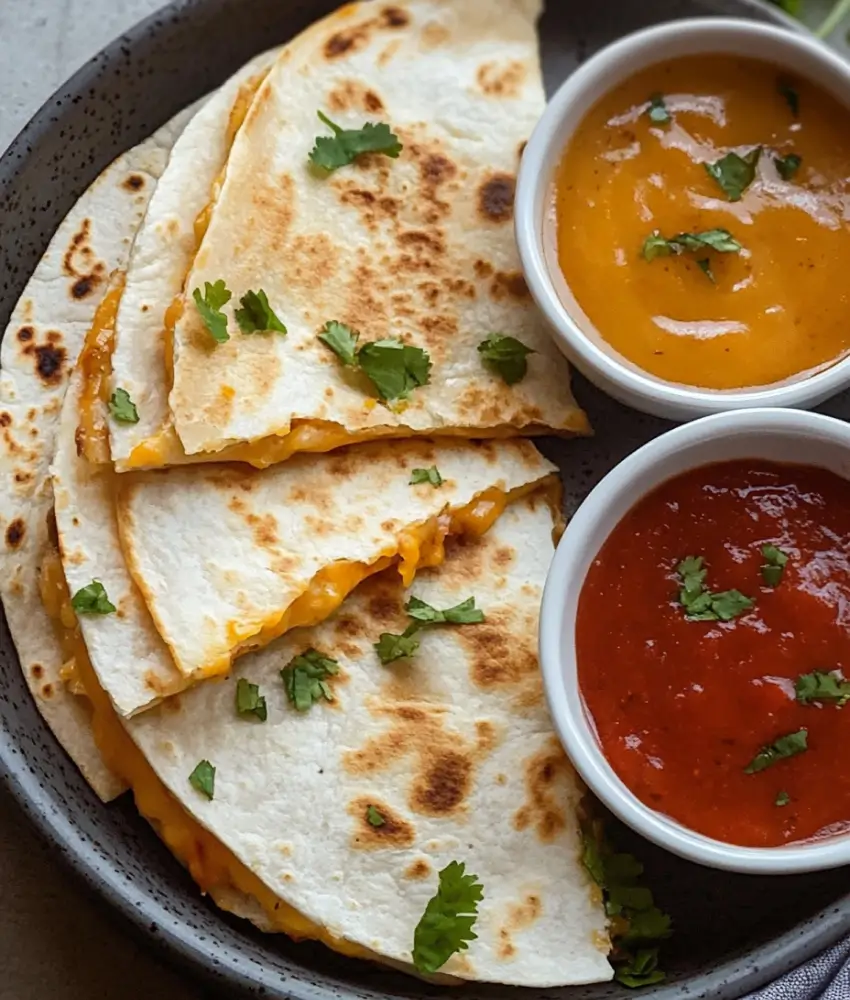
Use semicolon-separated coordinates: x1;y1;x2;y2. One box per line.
516;18;850;421
539;408;850;873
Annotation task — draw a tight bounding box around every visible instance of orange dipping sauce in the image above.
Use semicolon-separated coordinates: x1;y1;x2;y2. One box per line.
577;460;850;848
553;56;850;390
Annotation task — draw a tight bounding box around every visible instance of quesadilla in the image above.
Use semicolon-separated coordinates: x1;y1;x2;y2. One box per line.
77;48;281;467
54;365;558;716
44;413;615;982
106;0;588;473
0;103;200;799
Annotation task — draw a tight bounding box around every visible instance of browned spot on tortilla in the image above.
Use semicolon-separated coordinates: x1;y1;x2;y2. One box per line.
404;858;431;880
459;609;541;706
14;471;33;486
324;24;371;59
498;928;516;960
493;545;516;569
41;683;54;699
334;614;366;642
283;233;338;292
380;5;409;27
474;260;494;281
304;514;333;538
496;894;543;959
420;153;456;187
475;719;499;753
476;60;527;98
348;795;414;850
367;590;404;627
62;218;106;299
30;663;44;681
21;330;68;387
123;173;145;191
17;326;33;343
496;772;507;785
512;737;570;842
144;671;172;696
0;413;10;428
327;80;385;115
245;512;278;548
490;271;530;302
478;173;516;224
410;750;472;816
5;519;25;549
72;276;96;300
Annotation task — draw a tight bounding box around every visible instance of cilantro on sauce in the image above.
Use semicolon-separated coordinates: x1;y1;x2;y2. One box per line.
647;93;671;125
704;147;761;201
775;153;802;181
675;556;754;622
795;670;850;707
760;544;790;587
778;77;799;117
744;729;808;774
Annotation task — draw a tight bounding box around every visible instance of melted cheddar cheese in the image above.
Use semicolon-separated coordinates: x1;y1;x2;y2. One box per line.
38;547;369;957
76;276;126;464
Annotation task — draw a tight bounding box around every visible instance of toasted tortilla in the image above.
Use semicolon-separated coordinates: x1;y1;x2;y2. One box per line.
106;48;281;470
55;361;556;716
0;104;200;800
107;0;588;471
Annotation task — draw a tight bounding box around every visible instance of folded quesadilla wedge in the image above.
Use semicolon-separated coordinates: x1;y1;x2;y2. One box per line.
107;0;589;473
55;364;558;715
0;103;201;800
75;48;281;468
46;428;615;982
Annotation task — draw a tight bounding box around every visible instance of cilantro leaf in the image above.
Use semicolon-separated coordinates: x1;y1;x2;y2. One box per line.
309;111;403;173
280;648;339;712
410;466;443;487
319;321;360;366
477;333;535;386
374;626;421;665
778;77;799;117
235;289;287;335
647;93;671;125
615;947;667;988
775;790;791;807
642;229;742;262
357;339;432;401
108;387;139;424
744;728;808;774
696;258;715;283
761;544;789;587
193;280;232;344
704;147;761;201
710;589;755;622
189;759;215;800
795;670;850;707
71;580;116;615
366;805;385;827
235;677;268;721
405;595;484;625
412;861;483;974
775;153;802;181
675;557;753;622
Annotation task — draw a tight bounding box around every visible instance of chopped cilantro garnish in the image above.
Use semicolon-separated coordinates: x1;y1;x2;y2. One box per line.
647;93;671;125
778;77;799;117
189;759;215;800
775;153;802;181
775;791;791;807
309;111;403;173
71;580;116;615
704;148;761;201
696;258;715;283
477;333;535;386
235;678;267;721
193;279;232;344
235;289;287;335
795;670;850;707
580;819;671;988
761;544;789;587
410;466;443;487
642;229;742;262
366;805;385;827
744;729;808;774
281;648;339;711
411;861;483;974
108;387;139;424
375;596;485;664
676;556;754;622
318;321;431;402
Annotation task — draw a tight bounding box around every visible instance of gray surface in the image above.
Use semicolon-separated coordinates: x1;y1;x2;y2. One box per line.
0;1;849;1000
0;9;197;1000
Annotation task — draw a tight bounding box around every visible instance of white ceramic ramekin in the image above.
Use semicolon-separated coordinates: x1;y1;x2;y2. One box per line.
539;408;850;873
516;18;850;421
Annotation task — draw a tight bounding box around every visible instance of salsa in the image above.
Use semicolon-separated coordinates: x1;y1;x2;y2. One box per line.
576;459;850;847
552;56;850;390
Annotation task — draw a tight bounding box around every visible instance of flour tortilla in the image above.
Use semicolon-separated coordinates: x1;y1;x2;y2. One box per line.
55;361;556;716
123;494;612;985
108;48;281;469
113;0;587;468
0;105;199;800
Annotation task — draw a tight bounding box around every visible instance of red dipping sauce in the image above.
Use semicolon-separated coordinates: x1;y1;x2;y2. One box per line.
577;459;850;848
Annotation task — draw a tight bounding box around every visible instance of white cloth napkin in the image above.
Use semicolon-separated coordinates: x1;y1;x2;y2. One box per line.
745;939;850;999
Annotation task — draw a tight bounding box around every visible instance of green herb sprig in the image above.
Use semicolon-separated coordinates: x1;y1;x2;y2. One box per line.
375;596;484;665
676;556;754;622
411;861;483;974
319;321;431;402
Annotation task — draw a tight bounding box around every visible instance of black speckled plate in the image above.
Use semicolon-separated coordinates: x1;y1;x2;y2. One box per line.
1;0;849;997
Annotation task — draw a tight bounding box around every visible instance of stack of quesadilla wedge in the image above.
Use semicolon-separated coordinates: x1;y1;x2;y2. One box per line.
0;0;671;988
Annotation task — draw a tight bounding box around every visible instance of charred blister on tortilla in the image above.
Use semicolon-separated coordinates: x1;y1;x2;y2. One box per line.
375;596;484;664
309;110;403;173
280;648;340;711
318;320;431;403
193;280;287;344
